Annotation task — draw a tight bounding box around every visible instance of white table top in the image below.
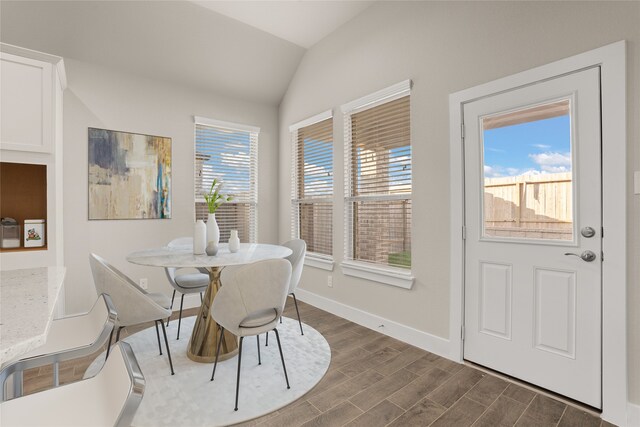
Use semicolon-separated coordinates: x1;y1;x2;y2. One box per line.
0;266;66;365
126;243;292;268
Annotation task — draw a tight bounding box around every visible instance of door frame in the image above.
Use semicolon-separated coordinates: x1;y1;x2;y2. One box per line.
448;41;627;425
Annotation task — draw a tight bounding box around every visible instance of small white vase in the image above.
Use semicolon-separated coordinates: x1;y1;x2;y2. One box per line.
206;213;220;246
193;220;206;255
229;229;240;253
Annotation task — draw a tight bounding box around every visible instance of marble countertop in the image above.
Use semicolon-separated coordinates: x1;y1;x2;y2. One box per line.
0;267;66;365
127;243;292;268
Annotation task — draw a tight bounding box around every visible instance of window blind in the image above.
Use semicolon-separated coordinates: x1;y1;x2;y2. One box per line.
291;114;333;257
195;119;258;243
344;87;411;269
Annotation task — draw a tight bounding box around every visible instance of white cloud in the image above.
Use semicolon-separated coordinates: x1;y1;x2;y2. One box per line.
531;143;551;150
528;151;571;173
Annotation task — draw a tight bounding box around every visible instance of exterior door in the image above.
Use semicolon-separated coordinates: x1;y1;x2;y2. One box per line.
463;67;602;408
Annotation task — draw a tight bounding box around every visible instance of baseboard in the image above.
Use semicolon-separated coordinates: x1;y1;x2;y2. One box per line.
628;402;640;427
295;288;451;359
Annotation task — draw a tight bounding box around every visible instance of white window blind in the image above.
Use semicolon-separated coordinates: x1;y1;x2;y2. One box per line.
194;118;259;243
290;112;333;258
343;82;412;269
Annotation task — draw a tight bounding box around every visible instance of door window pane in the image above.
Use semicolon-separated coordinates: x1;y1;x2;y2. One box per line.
482;100;573;241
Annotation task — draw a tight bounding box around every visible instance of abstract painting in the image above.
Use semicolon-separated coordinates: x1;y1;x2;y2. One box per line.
88;128;171;220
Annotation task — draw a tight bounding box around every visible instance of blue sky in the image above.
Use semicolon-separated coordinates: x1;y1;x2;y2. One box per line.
483;115;571;178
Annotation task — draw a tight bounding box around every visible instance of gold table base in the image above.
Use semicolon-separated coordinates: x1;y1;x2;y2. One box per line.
187;267;238;363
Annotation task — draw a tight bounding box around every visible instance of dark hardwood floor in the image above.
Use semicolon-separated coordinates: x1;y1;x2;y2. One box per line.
20;298;610;427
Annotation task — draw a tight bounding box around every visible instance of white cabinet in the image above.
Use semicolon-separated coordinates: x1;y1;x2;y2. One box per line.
0;43;66;272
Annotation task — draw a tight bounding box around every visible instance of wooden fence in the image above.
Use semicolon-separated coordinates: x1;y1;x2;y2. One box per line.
484;172;572;240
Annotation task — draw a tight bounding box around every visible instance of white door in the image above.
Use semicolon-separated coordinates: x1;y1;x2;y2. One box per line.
463;67;602;408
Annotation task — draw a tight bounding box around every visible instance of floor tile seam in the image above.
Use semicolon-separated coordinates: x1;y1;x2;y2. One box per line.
468;396;495;427
422;366;468;403
375;399;407;427
554;405;569;427
306;399;324;414
384;365;440;409
401;395;448;424
311;367;385;411
512;392;537;426
463;387;501;411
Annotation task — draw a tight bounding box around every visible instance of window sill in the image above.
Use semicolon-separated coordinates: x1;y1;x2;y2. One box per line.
304;254;334;271
340;260;414;289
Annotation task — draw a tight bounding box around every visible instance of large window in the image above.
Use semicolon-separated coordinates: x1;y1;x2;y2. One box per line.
290;111;333;266
194;117;258;243
343;81;412;283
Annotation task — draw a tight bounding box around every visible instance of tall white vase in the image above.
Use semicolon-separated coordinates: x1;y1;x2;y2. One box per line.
194;220;206;255
206;213;220;246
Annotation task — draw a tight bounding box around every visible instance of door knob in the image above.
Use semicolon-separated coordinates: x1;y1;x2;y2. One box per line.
581;227;596;238
564;250;597;262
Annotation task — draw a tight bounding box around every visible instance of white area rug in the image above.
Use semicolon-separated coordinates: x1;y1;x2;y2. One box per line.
87;316;331;426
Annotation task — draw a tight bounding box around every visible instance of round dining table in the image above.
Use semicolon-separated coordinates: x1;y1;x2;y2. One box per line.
127;242;292;363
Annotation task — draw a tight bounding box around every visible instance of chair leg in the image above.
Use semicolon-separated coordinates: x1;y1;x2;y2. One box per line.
167;289;176;326
256;335;261;365
265;331;269;346
106;328;115;360
160;321;175;375
273;329;290;389
234;336;244;411
291;293;304;335
155;321;163;355
210;326;225;381
177;293;185;340
115;326;124;343
200;292;203;302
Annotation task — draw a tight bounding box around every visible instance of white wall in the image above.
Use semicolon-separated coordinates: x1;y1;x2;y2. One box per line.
64;58;280;314
278;1;640;402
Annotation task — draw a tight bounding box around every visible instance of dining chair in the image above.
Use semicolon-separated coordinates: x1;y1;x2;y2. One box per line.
210;259;292;411
165;237;209;340
0;293;117;401
281;239;306;335
89;253;175;375
265;239;306;347
0;342;145;427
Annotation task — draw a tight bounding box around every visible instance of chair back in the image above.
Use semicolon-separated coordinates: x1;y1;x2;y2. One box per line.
213;259;291;332
89;253;169;326
282;239;306;294
167;237;209;275
0;342;145;427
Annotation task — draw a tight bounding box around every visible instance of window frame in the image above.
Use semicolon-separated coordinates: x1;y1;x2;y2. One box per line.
193;116;259;243
341;81;415;288
290;110;335;271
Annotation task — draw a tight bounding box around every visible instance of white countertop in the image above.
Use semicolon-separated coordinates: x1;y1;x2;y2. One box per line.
0;266;66;365
127;243;292;268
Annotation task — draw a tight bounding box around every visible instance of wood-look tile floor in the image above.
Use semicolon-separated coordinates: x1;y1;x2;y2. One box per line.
21;299;611;427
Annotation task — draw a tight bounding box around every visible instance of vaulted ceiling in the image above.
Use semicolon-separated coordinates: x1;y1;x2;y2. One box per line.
0;1;371;105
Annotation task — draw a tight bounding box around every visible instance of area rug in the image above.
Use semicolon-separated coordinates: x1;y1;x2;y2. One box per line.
87;316;331;426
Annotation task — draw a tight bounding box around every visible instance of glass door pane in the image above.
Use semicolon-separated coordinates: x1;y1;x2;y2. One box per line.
481;99;574;241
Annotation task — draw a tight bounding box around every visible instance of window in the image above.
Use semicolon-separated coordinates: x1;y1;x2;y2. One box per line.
290;111;333;269
194;117;258;243
342;81;413;288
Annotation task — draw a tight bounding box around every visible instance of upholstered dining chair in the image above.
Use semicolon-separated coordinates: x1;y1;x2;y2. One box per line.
89;253;175;375
210;259;292;411
165;237;209;340
281;239;306;334
0;293;117;401
0;342;145;427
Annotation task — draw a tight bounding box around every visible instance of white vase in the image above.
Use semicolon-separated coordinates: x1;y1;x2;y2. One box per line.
194;220;206;254
229;229;240;253
206;213;220;246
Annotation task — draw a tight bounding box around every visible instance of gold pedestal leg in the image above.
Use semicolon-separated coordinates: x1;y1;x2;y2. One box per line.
187;267;238;363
